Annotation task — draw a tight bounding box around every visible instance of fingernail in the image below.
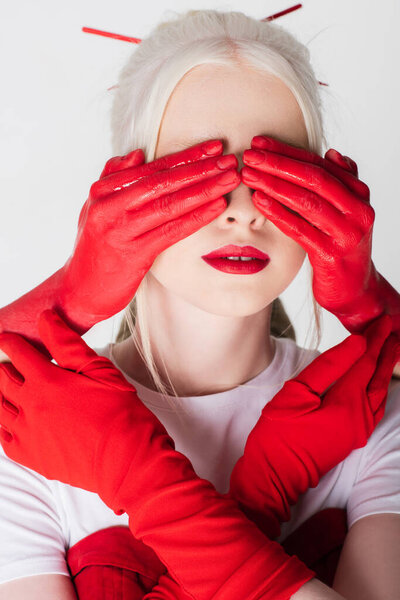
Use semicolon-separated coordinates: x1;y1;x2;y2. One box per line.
218;170;238;184
216;155;237;170
202;140;222;155
242;167;260;182
252;135;271;148
121;150;134;160
244;149;265;165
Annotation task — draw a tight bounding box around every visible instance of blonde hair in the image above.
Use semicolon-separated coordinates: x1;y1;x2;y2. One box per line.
110;8;325;404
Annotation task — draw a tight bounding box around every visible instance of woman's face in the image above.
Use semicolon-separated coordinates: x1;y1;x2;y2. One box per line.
150;61;309;317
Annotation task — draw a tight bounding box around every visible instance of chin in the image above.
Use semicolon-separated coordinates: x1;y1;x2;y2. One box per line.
186;294;272;318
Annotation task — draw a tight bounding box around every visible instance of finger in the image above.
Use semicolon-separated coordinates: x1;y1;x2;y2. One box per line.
243;148;369;218
133;196;227;258
96;140;225;197
37;309;102;373
0;360;24;385
293;334;367;395
0;332;48;380
325;150;359;181
251;135;369;200
123;169;240;238
0;362;23;401
339;314;393;384
39;311;137;389
251;190;329;255
367;333;400;417
324;149;354;174
344;156;359;176
0;392;19;431
0;426;13;444
242;166;354;241
96;152;238;207
100;148;145;179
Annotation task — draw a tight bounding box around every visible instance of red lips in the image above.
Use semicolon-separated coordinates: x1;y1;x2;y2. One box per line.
201;245;269;260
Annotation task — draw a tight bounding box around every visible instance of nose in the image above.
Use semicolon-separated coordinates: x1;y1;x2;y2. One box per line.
216;161;267;228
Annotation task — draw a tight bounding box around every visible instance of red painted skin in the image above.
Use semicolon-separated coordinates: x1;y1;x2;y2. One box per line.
0;135;398;368
228;313;399;540
0;140;239;358
0;135;399;597
242;135;400;355
0;310;398;599
0;309;316;600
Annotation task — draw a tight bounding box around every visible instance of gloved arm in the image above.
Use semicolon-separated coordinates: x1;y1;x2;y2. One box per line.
241;134;400;373
228;313;400;541
0;140;235;358
141;315;398;599
0;309;315;600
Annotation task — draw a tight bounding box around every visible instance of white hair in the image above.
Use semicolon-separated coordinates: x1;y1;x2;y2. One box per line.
110;8;325;412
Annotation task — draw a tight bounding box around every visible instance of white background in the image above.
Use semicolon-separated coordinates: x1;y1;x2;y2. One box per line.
0;0;399;352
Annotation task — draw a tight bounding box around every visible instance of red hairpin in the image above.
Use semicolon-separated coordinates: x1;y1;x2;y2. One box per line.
82;3;328;87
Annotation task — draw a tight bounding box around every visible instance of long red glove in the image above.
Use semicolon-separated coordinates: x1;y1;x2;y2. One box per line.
0;140;237;357
241;135;400;364
144;313;399;599
228;312;400;540
0;318;390;599
0;309;315;600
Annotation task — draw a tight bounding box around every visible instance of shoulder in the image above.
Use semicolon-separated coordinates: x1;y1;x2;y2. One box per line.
375;378;400;431
341;376;400;530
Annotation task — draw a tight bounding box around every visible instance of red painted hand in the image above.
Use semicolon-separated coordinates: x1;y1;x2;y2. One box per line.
241;134;400;341
58;141;239;330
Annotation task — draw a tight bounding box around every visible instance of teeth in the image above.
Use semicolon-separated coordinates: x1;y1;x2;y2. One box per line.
224;256;254;261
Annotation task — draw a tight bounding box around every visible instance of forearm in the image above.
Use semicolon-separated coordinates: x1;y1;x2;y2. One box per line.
98;413;315;600
336;268;400;339
0;265;93;359
333;268;400;376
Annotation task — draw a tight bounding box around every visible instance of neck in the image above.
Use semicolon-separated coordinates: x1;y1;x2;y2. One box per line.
114;274;275;397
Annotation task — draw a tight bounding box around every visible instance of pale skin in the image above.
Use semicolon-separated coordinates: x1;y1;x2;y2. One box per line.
1;61;400;598
112;61;400;599
112;62;309;397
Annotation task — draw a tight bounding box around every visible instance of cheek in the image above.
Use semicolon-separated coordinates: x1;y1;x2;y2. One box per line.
287;238;307;267
149;243;195;289
270;234;307;286
274;227;306;263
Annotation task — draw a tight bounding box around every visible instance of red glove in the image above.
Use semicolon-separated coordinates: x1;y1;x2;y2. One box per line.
241;135;400;360
144;314;399;599
228;313;400;540
0;141;237;357
0;309;315;600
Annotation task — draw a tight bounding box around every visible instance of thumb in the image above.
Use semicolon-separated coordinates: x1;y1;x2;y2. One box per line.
37;309;135;391
37;309;100;372
295;333;367;395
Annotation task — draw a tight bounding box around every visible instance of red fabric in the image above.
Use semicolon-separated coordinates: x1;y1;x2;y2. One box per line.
66;526;166;599
0;309;316;600
228;314;397;542
0;140;234;354
66;508;347;599
282;507;348;588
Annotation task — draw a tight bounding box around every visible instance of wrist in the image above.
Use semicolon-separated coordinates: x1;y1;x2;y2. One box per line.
0;266;67;356
334;267;400;336
53;262;100;335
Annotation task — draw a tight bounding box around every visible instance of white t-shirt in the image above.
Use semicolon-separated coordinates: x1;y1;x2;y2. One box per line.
0;335;399;584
